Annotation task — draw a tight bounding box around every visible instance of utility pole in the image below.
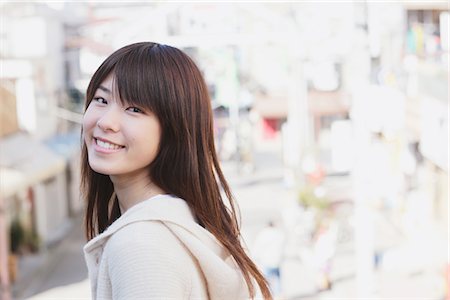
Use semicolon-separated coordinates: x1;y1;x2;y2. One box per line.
352;1;376;297
283;5;309;190
283;57;308;189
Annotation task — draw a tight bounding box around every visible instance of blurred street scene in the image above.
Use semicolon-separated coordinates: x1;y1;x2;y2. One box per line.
0;2;448;300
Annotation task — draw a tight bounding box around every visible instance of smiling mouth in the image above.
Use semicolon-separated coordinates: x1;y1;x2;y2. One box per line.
94;138;125;150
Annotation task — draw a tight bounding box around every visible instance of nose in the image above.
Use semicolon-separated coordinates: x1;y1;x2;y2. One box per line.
96;106;121;132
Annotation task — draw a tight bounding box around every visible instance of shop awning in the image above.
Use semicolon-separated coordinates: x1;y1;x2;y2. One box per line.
253;90;350;119
308;90;350;116
253;95;288;119
0;132;65;198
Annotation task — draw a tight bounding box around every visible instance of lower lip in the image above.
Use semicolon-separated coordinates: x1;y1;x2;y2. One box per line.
93;139;124;154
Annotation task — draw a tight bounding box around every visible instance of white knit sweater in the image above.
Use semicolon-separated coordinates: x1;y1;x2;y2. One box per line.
83;194;253;300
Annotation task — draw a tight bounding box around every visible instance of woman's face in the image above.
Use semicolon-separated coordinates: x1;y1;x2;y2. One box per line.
83;74;161;178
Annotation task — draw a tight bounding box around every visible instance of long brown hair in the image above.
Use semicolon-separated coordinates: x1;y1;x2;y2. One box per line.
81;42;272;299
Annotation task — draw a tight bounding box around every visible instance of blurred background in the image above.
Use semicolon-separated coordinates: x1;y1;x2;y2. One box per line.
0;1;448;300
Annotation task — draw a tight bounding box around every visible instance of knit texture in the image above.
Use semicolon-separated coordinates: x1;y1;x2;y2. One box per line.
83;194;251;300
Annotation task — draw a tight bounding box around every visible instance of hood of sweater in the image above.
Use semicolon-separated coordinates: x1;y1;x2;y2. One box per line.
83;194;251;300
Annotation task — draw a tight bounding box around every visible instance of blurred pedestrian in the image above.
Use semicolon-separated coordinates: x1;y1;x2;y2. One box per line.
312;220;338;291
81;42;272;300
253;221;286;298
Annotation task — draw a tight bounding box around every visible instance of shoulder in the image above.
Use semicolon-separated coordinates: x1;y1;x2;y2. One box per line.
102;221;200;298
110;220;170;239
105;220;187;259
104;221;194;286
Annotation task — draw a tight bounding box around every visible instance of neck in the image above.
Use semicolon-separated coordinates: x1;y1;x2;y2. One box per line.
110;171;165;213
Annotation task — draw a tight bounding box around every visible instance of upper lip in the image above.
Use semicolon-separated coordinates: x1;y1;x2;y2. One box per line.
94;136;125;147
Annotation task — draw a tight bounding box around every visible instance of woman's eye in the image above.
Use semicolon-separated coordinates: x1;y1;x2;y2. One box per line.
93;97;107;104
127;107;144;113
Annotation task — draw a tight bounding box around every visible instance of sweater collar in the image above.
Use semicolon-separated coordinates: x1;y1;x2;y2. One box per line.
83;194;253;299
83;194;224;258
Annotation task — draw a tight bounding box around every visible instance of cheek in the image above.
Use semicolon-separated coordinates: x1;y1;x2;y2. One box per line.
151;124;162;151
82;109;98;143
82;107;97;132
139;124;161;155
133;132;158;154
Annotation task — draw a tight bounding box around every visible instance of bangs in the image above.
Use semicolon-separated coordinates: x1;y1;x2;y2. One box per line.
111;45;160;112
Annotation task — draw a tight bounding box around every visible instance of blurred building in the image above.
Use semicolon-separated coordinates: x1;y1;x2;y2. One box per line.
0;3;82;296
402;2;448;252
0;2;447;298
350;2;448;298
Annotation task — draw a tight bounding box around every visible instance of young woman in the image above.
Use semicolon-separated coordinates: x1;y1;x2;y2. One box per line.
81;42;272;300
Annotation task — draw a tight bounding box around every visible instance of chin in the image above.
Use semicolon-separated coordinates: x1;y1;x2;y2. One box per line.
88;159;113;176
89;165;111;176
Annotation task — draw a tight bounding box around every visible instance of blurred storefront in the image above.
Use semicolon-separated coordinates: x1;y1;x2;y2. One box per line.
403;3;448;230
415;61;448;229
309;89;350;174
253;94;288;139
0;133;69;247
0;3;83;297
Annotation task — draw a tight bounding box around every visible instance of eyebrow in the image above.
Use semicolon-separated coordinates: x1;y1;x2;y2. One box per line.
98;85;111;94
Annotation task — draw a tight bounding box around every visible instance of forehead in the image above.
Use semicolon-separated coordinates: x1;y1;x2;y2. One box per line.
93;73;124;104
92;72;144;109
96;74;115;94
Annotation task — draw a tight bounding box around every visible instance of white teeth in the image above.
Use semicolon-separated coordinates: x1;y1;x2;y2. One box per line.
96;139;122;150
